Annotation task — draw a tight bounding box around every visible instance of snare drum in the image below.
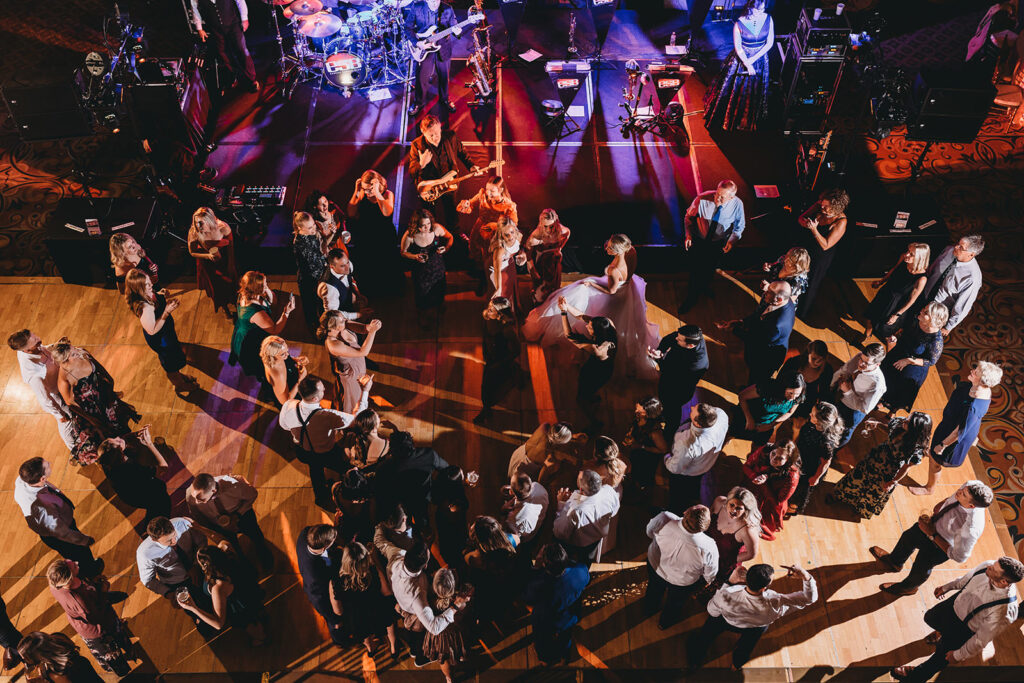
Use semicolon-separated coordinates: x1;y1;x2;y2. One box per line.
323;45;367;89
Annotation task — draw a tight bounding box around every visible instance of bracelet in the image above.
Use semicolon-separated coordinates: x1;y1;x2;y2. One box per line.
561;311;569;317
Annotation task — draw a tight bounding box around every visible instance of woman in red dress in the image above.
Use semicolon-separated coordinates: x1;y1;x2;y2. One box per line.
525;208;571;305
741;440;801;541
188;207;238;316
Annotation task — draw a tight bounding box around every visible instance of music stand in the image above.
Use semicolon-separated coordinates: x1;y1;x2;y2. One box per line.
544;60;590;139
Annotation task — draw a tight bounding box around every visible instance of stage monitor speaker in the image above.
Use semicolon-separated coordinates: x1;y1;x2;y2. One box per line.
907;67;995;143
590;0;618;54
647;62;694;111
781;49;845;133
545;60;590;111
1;84;93;141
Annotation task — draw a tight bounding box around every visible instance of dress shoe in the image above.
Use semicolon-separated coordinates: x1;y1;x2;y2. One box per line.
441;99;456;112
880;582;918;596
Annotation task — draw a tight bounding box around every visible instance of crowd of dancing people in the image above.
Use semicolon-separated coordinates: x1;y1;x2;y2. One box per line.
4;132;1019;680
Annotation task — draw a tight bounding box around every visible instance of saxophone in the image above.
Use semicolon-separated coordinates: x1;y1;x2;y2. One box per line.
467;0;494;102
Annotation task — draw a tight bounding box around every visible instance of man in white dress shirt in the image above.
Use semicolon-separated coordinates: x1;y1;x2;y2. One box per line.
830;342;887;446
502;473;549;544
644;505;719;629
136;516;208;610
919;235;984;336
664;403;729;513
872;480;992;596
892;557;1023;681
8;329;75;449
553;470;620;564
391;539;466;667
687;562;818;670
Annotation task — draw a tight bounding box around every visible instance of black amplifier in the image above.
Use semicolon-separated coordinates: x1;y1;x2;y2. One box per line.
793;7;851;58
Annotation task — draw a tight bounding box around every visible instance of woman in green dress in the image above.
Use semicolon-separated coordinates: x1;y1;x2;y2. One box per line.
230;271;294;381
827;412;931;519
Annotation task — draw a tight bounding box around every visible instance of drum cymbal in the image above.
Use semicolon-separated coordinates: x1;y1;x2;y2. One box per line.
287;0;324;16
297;12;343;38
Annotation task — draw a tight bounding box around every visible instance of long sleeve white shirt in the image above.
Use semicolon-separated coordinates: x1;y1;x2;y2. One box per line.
17;349;69;418
831;358;886;414
934;483;986;564
707;576;818;628
646;512;719;587
505;481;549;542
390;561;456;635
189;0;248;31
553;484;620;547
939;561;1019;662
136;517;207;596
278;396;366;454
14;478;90;545
664;407;729;476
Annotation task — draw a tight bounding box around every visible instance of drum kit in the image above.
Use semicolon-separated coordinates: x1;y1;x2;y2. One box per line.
269;0;413;98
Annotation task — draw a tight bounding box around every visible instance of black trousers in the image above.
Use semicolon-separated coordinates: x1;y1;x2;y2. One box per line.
903;596;975;682
412;52;450;106
644;563;702;629
208;22;257;88
40;533;102;577
208;509;274;566
0;597;22;651
298;277;322;335
687;614;769;668
667;470;713;515
295;445;349;507
682;238;727;306
481;360;521;409
887;524;950;590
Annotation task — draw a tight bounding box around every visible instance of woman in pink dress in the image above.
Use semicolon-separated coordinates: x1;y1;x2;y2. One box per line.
188;207;238;316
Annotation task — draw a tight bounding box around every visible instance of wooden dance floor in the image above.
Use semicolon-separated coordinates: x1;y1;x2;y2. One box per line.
1;271;1021;681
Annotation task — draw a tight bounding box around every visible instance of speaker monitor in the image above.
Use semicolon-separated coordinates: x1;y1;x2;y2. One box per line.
908;67;995;143
1;84;92;141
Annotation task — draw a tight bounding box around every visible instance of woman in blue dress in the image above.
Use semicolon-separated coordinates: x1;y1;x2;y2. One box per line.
880;302;947;413
704;0;775;131
911;360;1001;496
124;269;198;396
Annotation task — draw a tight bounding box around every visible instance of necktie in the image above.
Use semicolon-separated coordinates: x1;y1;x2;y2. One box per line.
932;501;959;524
929;256;957;301
709;205;723;239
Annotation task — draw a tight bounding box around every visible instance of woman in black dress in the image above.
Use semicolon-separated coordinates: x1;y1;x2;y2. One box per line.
53;339;138;437
347;170;403;295
787;401;844;518
463;516;518;623
401;209;454;328
17;631;103;682
260;336;307;406
180;544;267;646
778;340;833;419
329;542;397;656
863;242;930;345
622;396;669;492
124;269;199;395
292;211;329;334
422;568;471;683
475;297;522;425
880;302;947;413
557;298;617;428
95;425;171;527
797;188;849;316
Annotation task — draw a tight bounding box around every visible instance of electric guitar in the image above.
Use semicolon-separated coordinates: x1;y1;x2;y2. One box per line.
410;11;485;63
417;160;504;202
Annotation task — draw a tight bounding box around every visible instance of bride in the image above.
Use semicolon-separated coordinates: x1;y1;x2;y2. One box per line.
523;233;659;379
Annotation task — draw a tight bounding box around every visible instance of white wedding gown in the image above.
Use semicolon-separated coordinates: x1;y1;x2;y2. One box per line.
522;253;660;380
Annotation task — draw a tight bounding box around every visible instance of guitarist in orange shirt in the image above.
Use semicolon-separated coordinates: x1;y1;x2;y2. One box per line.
404;0;460;116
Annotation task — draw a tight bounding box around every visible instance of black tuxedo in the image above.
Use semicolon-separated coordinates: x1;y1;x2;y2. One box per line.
295;526;345;643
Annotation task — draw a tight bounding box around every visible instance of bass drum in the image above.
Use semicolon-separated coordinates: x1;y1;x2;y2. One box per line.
323;42;368;90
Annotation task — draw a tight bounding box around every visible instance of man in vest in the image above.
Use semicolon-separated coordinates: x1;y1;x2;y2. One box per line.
190;0;259;92
318;248;365;319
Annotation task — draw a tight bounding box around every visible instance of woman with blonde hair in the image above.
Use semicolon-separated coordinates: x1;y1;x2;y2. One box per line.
53;338;137;437
762;247;811;303
109;233;158;293
880;301;948;413
708;486;761;582
458;175;518;293
293;210;328;333
797;187;849;315
742;440;801;540
347;170;402;293
421;568;470;682
188;206;237;316
912;360;1002;496
507;421;581;488
525;208;571;304
124;269;197;394
231;271;295;380
329;542;398;656
864;242;930;343
259;336;306;406
319;310;381;414
524;233;659;379
488;216;526;304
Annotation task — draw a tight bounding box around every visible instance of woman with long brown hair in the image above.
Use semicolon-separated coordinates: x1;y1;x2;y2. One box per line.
17;631;103;682
525;208;571;304
179;544;267;645
124;269;197;394
231;271;295;380
188;206;238;316
347;170;402;293
400;209;453;326
741;440;801;540
329;542;397;656
797;187;849;315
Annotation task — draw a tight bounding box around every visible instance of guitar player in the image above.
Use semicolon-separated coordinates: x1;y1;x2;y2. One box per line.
404;0;460;116
408;115;485;256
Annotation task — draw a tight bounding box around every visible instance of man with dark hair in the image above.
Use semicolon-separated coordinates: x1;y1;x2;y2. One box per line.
185;472;272;569
391;537;464;666
553;470;620;564
665;403;729;513
136;516;207;598
831;343;887;446
405;0;461;116
189;0;259;92
317;249;364;318
717;280;796;386
279;375;371;507
502;472;549;543
688;562;817;670
373;504;414;568
14;457;104;577
296;523;345;645
648;324;710;434
407;115;482;232
523;542;590;664
644;505;718;629
873;480;992;596
892;556;1023;681
374;431;449;527
919;235;984;336
8;329;75;449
